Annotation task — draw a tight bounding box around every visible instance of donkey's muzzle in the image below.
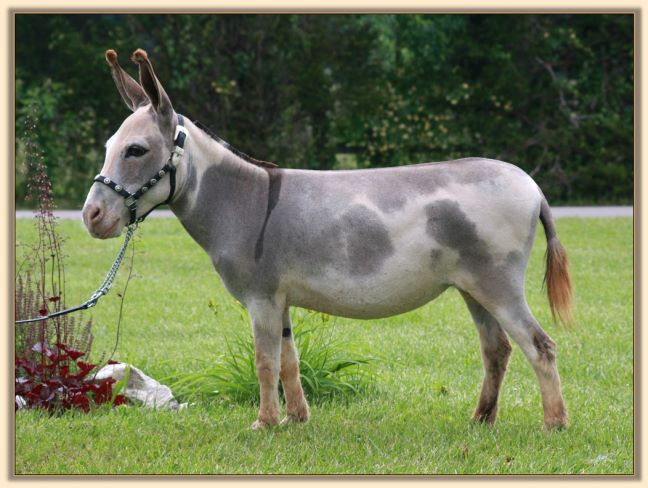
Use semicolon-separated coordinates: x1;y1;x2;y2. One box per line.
82;201;123;239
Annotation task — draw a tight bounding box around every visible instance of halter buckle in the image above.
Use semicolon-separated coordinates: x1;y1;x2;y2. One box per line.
125;196;137;208
174;124;188;143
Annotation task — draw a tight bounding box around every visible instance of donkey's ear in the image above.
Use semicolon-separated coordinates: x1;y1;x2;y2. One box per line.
105;49;148;112
131;48;173;118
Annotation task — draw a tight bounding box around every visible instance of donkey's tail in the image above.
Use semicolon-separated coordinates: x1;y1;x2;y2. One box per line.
539;198;573;325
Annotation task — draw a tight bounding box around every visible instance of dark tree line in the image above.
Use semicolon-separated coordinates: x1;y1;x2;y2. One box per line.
15;14;633;206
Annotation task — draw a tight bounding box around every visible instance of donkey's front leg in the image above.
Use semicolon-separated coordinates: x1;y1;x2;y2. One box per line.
279;309;309;424
248;299;283;430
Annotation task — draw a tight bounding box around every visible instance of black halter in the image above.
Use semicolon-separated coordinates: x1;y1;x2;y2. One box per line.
94;114;188;225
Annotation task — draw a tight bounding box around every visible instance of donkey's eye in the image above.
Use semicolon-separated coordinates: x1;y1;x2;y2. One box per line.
125;145;148;158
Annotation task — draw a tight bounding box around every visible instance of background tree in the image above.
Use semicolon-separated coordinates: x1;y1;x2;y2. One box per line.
15;13;633;206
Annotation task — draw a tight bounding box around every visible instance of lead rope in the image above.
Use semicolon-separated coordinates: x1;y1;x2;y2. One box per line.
108;231;136;361
89;225;137;380
15;224;138;324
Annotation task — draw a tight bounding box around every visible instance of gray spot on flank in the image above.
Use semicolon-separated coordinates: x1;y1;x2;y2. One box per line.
341;205;394;276
425;199;526;303
425;200;490;267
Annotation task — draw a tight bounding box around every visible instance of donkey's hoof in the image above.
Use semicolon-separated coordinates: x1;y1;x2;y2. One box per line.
544;417;568;431
472;407;498;426
250;419;275;430
471;413;497;426
281;403;310;426
280;413;309;426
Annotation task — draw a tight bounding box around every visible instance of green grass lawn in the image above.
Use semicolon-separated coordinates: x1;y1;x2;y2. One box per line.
14;217;634;475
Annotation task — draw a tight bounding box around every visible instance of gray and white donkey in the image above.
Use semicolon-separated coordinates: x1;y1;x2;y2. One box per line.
83;49;573;430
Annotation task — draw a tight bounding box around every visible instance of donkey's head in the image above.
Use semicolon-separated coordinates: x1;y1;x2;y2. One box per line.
83;49;183;238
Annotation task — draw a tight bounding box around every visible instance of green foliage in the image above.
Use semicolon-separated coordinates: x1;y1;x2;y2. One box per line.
14;217;633;474
14;113;128;413
352;15;633;203
292;311;377;401
168;303;378;405
15;14;633;206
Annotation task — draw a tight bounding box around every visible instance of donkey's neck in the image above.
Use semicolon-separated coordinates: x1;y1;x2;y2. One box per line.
168;121;270;258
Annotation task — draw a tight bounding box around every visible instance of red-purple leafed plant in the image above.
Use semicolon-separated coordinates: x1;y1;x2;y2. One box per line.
15;108;127;413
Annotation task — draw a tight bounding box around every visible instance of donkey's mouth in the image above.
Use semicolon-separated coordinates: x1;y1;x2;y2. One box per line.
89;218;122;239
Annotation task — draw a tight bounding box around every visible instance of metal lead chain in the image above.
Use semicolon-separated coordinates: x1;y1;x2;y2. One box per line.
15;224;138;324
86;224;137;305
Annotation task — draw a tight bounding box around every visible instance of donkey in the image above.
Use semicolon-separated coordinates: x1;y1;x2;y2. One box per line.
83;48;572;430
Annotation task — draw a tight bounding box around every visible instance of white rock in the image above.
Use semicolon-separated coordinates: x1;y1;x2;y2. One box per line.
15;395;26;410
94;363;187;411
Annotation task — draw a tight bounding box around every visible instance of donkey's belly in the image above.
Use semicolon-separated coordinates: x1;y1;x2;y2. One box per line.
286;261;449;319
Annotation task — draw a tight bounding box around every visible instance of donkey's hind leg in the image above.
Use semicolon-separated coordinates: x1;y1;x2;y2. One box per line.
279;309;310;425
460;291;512;425
474;293;568;430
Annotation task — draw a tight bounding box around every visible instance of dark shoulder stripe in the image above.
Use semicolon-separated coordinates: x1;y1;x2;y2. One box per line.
254;168;283;262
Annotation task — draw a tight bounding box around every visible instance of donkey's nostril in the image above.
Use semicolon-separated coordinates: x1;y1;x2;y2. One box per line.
88;204;103;223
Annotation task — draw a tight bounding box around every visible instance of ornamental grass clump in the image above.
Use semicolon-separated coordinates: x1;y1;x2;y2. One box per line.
15;108;127;413
169;302;379;405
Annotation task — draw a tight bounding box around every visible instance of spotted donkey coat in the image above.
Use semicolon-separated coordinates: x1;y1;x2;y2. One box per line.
83;49;573;430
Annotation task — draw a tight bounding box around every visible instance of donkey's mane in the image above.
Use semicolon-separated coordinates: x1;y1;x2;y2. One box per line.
193;119;278;169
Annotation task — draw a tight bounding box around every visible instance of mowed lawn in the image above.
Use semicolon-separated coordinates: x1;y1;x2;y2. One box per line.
14;216;634;475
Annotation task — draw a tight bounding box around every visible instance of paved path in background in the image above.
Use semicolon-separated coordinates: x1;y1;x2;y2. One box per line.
550;206;633;218
15;206;634;220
